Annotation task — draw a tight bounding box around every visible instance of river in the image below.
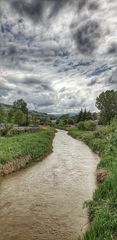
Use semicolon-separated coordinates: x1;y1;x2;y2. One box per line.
0;130;99;240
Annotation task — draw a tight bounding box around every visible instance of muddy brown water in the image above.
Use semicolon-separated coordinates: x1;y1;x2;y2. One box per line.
0;130;99;240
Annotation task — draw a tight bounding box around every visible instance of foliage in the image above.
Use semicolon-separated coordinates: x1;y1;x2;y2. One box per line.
29;114;40;126
13;99;28;125
13;99;28;115
14;109;26;126
69;120;117;240
76;109;97;123
0;99;52;127
8;107;27;126
77;120;97;131
67;118;75;125
0;106;7;123
0;123;13;136
0;128;55;164
96;90;117;125
40;115;51;125
56;114;75;127
7;108;15;123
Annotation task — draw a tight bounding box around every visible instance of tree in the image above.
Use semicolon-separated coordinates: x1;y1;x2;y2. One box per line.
7;108;15;123
92;112;97;120
56;118;60;125
29;114;40;126
67;118;75;125
96;90;117;124
13;99;28;114
77;109;83;122
14;109;26;126
0;106;6;124
86;110;92;120
83;108;87;121
13;99;28;125
77;109;93;122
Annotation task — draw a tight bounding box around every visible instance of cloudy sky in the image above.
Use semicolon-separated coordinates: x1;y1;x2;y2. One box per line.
0;0;117;114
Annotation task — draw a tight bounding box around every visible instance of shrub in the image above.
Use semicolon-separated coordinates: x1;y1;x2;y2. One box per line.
77;121;85;130
77;120;96;131
84;120;97;131
0;123;13;136
94;119;117;139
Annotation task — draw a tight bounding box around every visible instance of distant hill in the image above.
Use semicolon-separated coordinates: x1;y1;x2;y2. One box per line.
0;103;50;118
0;103;77;118
0;103;12;111
51;112;77;118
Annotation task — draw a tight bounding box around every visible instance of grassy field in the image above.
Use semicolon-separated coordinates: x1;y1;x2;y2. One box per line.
69;121;117;240
0;128;55;165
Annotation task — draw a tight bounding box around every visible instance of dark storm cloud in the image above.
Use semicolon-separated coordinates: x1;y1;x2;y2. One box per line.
1;23;12;34
17;89;28;96
0;83;14;97
22;77;53;92
0;0;117;113
36;99;54;107
111;68;117;84
22;78;41;86
78;0;87;10
78;0;98;11
8;45;17;55
108;43;117;55
8;0;99;23
7;76;54;92
48;0;70;18
11;0;44;22
74;20;101;55
88;2;99;11
108;76;117;84
88;79;97;86
3;0;103;58
10;0;74;22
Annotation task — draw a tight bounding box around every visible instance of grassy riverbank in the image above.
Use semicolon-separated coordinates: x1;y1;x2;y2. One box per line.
69;121;117;240
0;128;55;175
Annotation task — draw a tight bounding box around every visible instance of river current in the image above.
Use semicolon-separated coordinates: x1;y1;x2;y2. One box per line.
0;130;99;240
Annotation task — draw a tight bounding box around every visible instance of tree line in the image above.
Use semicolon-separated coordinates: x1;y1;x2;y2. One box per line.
56;90;117;126
0;90;117;127
0;99;50;127
0;99;28;126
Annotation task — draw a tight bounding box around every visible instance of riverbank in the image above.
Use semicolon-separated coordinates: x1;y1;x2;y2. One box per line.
0;128;55;176
68;121;117;240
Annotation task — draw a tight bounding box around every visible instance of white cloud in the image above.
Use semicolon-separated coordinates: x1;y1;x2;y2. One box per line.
0;0;117;113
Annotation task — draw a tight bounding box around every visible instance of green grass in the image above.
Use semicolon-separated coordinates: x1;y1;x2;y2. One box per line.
0;128;55;164
68;122;117;240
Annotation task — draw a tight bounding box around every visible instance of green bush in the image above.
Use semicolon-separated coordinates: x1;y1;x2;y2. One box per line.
0;123;13;136
77;121;85;130
77;120;96;131
94;119;117;139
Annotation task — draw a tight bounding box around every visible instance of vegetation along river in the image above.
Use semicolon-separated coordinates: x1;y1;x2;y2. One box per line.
0;130;99;240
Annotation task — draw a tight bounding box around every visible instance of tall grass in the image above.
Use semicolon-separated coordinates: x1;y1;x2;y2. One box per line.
0;128;55;164
69;120;117;240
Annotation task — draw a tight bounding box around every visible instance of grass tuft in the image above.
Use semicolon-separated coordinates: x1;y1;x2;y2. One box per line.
0;128;55;165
